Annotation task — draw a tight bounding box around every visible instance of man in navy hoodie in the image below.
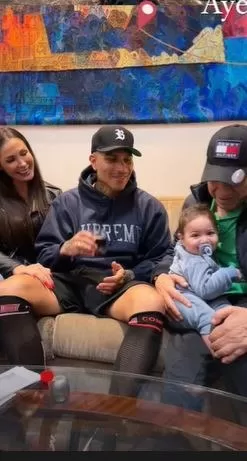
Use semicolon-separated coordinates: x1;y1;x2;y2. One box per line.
32;125;172;395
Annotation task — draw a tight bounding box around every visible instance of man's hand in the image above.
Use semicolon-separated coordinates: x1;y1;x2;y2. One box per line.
13;264;54;289
209;306;247;364
60;231;97;257
154;273;191;321
96;261;125;295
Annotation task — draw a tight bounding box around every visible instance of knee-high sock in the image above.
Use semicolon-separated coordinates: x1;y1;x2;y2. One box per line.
0;296;45;365
110;311;165;397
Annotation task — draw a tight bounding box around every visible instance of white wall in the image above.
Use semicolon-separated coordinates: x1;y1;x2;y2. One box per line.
18;121;245;197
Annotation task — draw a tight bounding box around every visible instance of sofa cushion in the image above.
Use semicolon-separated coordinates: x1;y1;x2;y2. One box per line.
38;314;169;372
54;314;127;363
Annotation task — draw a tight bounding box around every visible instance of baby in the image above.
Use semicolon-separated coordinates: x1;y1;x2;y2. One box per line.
169;203;241;351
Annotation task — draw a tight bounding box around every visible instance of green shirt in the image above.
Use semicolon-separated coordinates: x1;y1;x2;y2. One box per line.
211;199;247;295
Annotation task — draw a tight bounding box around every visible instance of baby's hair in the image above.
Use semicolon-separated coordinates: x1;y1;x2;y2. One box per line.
178;203;217;235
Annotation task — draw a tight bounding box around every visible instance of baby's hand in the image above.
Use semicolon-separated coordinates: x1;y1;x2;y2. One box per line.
236;269;243;280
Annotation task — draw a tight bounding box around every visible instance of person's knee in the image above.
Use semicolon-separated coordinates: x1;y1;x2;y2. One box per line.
0;275;38;298
108;284;165;322
128;284;165;312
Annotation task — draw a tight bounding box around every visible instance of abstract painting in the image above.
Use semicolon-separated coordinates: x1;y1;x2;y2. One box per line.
0;0;246;124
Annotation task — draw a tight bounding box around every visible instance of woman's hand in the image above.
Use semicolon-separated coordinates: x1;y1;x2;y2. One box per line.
96;261;125;295
13;263;54;289
155;273;191;321
60;231;97;257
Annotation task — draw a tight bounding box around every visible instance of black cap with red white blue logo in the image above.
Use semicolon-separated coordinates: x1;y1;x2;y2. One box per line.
201;124;247;185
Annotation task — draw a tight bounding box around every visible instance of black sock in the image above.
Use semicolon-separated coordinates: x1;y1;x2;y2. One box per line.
110;311;165;397
0;296;45;366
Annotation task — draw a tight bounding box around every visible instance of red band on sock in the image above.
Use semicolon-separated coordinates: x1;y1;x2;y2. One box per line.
128;311;164;333
0;304;29;315
0;304;20;314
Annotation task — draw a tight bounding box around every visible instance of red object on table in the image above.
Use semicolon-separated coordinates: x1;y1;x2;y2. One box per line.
40;369;54;384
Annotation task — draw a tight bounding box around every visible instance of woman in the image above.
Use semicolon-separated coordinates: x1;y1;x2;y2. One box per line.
153;124;247;401
0;127;61;365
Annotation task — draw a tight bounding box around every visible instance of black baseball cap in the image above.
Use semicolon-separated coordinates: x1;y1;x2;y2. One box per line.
201;124;247;185
91;125;142;157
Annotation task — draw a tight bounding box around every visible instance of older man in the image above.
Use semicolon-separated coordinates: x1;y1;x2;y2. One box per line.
154;124;247;400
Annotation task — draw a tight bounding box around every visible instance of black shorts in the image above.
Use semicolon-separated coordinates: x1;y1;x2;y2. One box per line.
52;268;150;317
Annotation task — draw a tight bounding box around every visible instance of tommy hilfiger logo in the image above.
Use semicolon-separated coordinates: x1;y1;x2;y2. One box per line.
215;140;241;159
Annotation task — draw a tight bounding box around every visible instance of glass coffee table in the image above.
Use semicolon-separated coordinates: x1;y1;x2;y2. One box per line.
0;366;247;451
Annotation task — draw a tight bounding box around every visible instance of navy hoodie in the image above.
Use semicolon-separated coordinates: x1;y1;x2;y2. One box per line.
35;166;173;282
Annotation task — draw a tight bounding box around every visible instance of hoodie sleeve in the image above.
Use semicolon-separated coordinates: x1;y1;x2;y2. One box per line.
131;195;174;282
183;260;239;300
35;194;77;271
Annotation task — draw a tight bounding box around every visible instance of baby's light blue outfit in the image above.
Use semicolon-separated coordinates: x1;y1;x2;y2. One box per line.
169;242;239;335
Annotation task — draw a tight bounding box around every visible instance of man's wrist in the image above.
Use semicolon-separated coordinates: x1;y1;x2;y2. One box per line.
60;241;72;257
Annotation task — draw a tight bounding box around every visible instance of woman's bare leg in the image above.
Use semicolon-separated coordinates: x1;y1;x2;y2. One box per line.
0;275;62;364
0;274;61;316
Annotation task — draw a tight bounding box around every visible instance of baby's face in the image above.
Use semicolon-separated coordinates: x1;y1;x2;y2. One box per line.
181;216;218;255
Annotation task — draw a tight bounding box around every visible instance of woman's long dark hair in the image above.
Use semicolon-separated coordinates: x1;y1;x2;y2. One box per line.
0;127;49;252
